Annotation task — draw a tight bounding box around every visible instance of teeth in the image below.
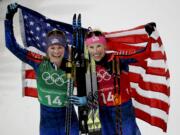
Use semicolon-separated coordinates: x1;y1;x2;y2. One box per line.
53;55;61;57
94;54;100;57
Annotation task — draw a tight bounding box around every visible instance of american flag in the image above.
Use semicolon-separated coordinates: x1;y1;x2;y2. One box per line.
105;26;170;132
19;4;170;132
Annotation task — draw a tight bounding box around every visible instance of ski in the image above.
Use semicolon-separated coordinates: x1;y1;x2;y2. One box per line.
84;41;101;135
76;14;89;134
72;13;102;134
65;44;74;135
65;14;76;135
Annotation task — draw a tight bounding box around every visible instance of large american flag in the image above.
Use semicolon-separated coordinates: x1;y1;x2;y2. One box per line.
105;26;170;132
18;4;170;132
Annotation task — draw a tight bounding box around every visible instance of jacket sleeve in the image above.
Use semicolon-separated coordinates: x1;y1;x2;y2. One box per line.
4;19;44;70
119;42;151;71
119;39;152;62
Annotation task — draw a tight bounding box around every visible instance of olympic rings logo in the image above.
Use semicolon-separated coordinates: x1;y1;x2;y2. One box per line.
42;72;67;87
97;69;112;82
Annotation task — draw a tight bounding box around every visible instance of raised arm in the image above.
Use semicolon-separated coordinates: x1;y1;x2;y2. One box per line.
5;3;43;69
119;23;156;62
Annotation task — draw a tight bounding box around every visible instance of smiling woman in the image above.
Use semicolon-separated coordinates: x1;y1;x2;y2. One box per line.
45;30;67;68
4;3;79;135
84;30;142;135
85;30;107;62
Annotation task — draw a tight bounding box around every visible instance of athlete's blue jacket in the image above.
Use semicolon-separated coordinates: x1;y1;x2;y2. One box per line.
5;19;79;135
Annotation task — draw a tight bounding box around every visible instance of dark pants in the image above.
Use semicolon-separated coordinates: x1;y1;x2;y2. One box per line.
99;100;141;135
40;104;79;135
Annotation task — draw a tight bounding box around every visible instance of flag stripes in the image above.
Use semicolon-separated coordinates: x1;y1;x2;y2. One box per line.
105;26;170;132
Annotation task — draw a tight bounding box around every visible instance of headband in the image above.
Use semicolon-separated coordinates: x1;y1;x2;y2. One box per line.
85;35;107;46
45;34;67;51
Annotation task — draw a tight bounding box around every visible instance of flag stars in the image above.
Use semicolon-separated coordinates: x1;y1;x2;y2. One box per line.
30;30;34;34
29;21;34;26
46;23;51;27
36;36;40;40
42;33;46;37
36;27;40;31
27;37;31;41
65;31;69;34
24;15;28;19
42;42;46;46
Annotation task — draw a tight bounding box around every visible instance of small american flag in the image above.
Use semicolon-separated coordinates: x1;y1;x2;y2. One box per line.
19;4;170;132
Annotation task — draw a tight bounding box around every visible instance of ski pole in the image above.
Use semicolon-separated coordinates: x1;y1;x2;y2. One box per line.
65;45;74;135
112;56;122;135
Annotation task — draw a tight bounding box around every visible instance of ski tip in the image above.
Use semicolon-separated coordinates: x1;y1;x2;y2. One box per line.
78;14;81;19
73;13;76;19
